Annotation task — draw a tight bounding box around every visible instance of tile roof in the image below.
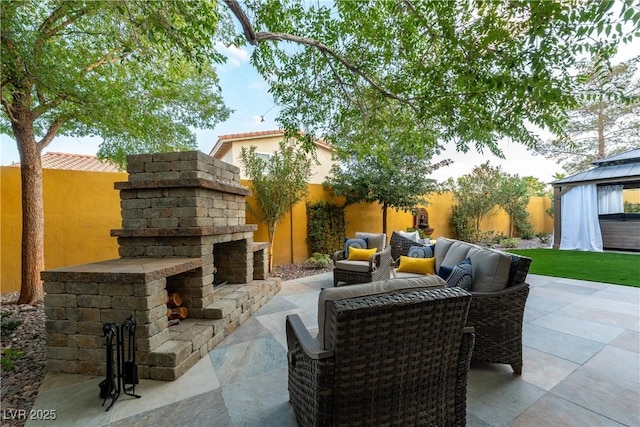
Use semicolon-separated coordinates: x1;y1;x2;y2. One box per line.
211;129;333;158
217;130;286;141
9;152;122;172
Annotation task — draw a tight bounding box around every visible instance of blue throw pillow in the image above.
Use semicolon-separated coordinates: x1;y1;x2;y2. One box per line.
438;258;473;290
408;245;433;258
344;238;368;254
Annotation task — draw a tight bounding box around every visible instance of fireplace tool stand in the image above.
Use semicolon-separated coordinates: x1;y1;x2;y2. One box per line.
99;315;141;411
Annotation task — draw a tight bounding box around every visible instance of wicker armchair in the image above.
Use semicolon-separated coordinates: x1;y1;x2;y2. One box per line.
389;232;531;374
286;285;475;426
333;232;391;287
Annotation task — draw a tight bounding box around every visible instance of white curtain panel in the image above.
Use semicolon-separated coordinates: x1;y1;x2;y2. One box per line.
560;184;603;251
597;185;624;214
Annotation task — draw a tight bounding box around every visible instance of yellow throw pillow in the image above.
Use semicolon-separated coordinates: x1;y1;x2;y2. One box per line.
348;247;377;261
396;256;436;275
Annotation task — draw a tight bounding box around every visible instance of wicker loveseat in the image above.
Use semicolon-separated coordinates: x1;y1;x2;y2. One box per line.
389;231;531;374
286;276;475;426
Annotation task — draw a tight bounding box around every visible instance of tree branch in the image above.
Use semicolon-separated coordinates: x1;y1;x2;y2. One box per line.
224;0;418;105
1;96;18;123
37;116;65;150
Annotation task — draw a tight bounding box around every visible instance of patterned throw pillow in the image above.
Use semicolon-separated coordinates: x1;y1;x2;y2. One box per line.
344;238;368;254
408;245;433;258
438;258;473;291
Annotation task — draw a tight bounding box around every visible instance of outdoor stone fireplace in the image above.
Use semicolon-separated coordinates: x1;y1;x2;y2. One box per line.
41;151;280;380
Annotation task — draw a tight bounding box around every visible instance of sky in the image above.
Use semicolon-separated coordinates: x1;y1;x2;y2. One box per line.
1;31;638;185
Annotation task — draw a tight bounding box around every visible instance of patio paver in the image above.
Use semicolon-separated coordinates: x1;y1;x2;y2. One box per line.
25;273;640;427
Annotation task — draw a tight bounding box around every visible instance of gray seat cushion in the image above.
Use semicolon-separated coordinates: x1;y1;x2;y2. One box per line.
334;260;373;272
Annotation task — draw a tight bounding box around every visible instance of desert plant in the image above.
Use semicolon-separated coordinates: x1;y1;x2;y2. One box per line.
499;237;520;248
305;253;332;269
1;348;24;372
1;312;22;338
536;232;551;244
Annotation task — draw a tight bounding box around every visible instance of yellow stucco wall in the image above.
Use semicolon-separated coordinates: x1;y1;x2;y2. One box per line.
1;167;126;293
624;188;640;204
2;167;554;293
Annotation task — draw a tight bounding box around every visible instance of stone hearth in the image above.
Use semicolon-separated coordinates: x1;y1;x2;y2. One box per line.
42;151;280;380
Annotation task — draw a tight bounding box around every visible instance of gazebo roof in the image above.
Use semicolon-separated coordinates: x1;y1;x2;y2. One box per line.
551;148;640;187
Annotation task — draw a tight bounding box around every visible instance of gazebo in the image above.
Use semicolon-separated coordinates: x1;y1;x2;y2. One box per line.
551;148;640;251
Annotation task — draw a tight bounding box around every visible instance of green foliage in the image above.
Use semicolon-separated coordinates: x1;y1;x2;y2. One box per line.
307;201;345;255
445;162;505;243
499;238;520;249
1;311;22;338
406;227;429;239
476;231;508;247
536;56;640;174
447;163;535;242
305;252;332;269
325;139;445;232
624;201;640;213
241;140;312;268
237;0;638;162
1;0;233;167
495;174;534;238
536;232;552;244
1;348;24;372
523;176;550;197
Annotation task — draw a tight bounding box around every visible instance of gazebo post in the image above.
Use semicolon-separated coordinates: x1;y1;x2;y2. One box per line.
553;186;562;249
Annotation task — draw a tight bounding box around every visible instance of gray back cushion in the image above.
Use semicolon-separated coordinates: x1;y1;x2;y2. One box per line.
434;237;456;270
355;232;387;251
318;275;445;350
435;237;511;292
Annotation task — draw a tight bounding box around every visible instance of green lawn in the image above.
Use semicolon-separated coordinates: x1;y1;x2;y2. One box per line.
507;249;640;288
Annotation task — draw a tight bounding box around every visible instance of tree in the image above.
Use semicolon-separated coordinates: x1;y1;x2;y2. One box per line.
228;0;639;161
536;55;640;174
1;1;232;303
240;141;312;270
496;174;533;239
446;162;504;243
324;140;447;234
4;0;638;304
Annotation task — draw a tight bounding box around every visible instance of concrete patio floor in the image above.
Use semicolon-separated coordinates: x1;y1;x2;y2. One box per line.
26;273;639;426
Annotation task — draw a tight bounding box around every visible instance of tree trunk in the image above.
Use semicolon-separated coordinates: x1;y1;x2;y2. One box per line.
14;124;45;304
382;202;388;235
598;99;605;159
268;223;276;271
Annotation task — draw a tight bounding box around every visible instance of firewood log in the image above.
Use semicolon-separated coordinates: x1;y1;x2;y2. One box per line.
166;307;188;320
166;292;182;308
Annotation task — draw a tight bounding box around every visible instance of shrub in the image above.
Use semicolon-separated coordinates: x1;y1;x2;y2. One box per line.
536;232;551;244
499;237;520;248
1;347;24;372
1;311;22;338
307;201;345;255
305;252;333;268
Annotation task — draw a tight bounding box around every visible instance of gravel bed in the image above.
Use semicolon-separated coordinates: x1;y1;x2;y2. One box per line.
0;238;545;427
1;293;46;427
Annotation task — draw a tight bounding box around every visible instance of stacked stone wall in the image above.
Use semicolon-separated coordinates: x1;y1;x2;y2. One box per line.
43;151;272;381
